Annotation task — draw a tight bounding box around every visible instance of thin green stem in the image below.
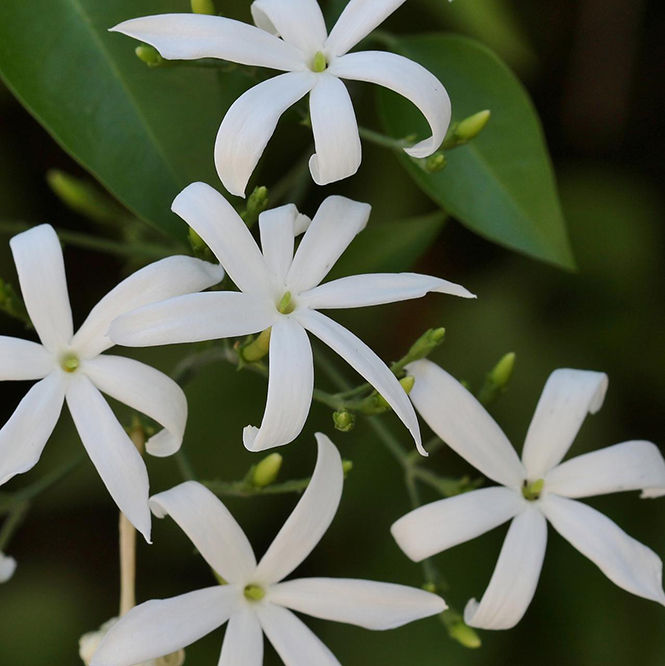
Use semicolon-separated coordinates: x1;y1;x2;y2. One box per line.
0;502;28;551
358;126;412;152
14;452;85;503
204;476;311;498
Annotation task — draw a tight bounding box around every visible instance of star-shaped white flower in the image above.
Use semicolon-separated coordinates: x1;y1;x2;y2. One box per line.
0;225;223;541
0;552;17;583
109;185;474;454
391;360;665;630
111;0;451;196
90;434;446;666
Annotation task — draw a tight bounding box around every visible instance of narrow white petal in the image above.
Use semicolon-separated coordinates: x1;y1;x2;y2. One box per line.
110;14;306;71
545;441;665;498
330;51;451;158
465;508;547;630
325;0;407;56
84;355;187;458
257;604;341;666
298;272;475;310
406;360;525;487
642;487;665;499
255;434;343;585
91;586;240;666
308;75;361;186
219;607;263;666
0;372;64;486
0;336;54;381
150;481;256;584
72;256;223;358
66;376;151;542
9;224;72;353
214;73;316;198
172;183;274;296
109;292;277;348
243;318;313;452
542;494;665;604
298;309;424;452
391;487;525;562
0;553;17;583
521;369;609;479
259;204;300;287
251;0;327;57
286;196;370;293
269;578;446;630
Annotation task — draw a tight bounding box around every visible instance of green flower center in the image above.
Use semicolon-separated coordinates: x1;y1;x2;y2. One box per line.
522;478;545;501
278;291;295;315
244;584;266;602
60;352;80;373
312;51;327;73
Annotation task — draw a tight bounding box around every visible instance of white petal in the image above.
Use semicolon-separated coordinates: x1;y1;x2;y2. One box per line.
258;204;300;287
297;309;424;452
90;586;240;666
0;553;17;583
406;359;525;487
172;182;274;296
257;604;341;666
325;0;407;56
66;375;151;542
72;256;223;358
642;487;665;499
269;577;446;630
308;75;361;186
214;73;316;198
110;14;306;71
150;481;257;584
298;272;475;310
286;196;370;293
545;441;665;499
464;508;548;630
0;336;54;381
330;51;451;158
391;487;525;562
0;372;65;486
251;0;327;57
243;317;314;452
219;607;263;666
83;355;187;458
541;494;665;604
521;369;609;479
9;224;72;353
255;434;343;585
109;292;277;348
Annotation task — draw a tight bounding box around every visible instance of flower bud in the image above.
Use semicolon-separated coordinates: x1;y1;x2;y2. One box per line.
406;328;446;363
425;152;447;173
135;44;165;68
342;460;353;476
333;410;355;432
46;170;121;224
0;552;17;583
488;351;515;388
456;110;491;143
400;375;415;394
251;453;283;488
239;328;272;364
440;610;481;649
241;186;269;227
191;0;216;14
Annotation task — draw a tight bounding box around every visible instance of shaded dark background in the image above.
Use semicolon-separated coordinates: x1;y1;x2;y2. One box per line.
0;0;664;664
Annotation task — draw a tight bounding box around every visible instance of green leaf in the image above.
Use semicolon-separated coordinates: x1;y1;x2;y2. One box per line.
329;211;446;279
377;34;575;270
0;0;250;240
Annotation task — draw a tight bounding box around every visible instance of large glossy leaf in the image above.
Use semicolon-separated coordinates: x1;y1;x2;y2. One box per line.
377;34;575;270
0;0;250;240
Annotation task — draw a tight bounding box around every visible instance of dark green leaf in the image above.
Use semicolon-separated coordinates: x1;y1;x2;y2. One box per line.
0;0;250;240
377;34;575;269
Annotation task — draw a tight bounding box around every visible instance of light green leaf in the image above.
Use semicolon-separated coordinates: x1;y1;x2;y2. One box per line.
0;0;250;240
377;34;574;269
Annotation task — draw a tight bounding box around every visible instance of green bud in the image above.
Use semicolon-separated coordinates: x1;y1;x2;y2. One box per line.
400;375;415;394
422;582;437;593
488;351;516;389
239;328;272;364
135;44;165;68
46;170;121;224
333;410;356;433
191;0;216;15
456;110;491;143
403;328;446;366
425;152;447;173
188;227;216;263
342;460;353;476
251;453;283;488
448;621;482;649
312;51;327;72
241;186;269;227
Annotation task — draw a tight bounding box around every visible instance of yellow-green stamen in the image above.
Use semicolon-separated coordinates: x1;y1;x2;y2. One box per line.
278;291;295;314
312;51;327;72
61;352;80;373
522;478;545;501
244;584;266;601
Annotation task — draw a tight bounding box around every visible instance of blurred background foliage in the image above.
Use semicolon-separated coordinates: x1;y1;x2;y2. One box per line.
0;0;664;664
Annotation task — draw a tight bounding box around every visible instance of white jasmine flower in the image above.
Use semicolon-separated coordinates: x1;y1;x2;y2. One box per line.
0;225;223;541
0;552;17;583
111;0;451;196
109;186;474;454
90;434;446;666
391;360;665;630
